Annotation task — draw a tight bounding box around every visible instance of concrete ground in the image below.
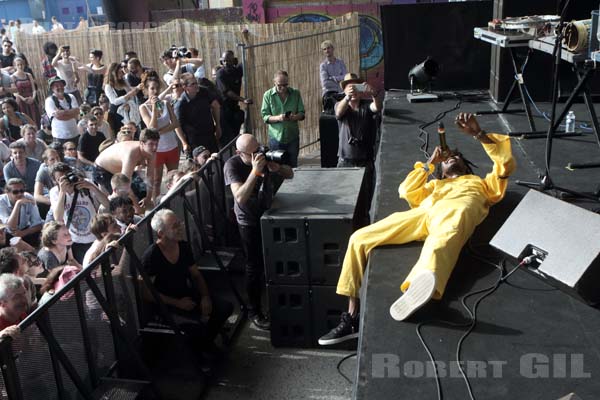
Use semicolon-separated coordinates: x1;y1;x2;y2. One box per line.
204;149;357;400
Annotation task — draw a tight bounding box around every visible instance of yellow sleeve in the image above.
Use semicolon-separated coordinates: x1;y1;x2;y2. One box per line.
481;133;517;205
398;161;435;208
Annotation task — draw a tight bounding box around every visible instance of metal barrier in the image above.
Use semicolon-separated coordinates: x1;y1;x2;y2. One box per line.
0;139;245;399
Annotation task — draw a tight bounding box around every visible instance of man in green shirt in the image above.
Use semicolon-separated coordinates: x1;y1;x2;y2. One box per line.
260;70;305;167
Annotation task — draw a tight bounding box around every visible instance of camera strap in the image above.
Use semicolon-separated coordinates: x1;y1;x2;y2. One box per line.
65;189;79;229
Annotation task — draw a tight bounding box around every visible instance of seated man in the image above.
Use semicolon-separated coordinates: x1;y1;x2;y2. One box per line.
109;197;141;234
0;274;29;338
318;113;516;345
141;209;233;354
97;173;143;215
0;248;38;309
94;128;160;206
0;178;43;247
3;142;42;194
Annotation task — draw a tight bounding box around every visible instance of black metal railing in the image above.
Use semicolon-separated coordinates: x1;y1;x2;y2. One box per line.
0;138;245;399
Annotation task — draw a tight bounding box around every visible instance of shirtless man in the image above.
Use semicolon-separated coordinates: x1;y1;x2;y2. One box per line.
94;128;160;207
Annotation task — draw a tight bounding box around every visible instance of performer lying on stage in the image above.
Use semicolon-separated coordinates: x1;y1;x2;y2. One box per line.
318;113;516;345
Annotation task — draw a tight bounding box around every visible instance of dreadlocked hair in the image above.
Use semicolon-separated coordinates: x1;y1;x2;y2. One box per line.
433;148;477;180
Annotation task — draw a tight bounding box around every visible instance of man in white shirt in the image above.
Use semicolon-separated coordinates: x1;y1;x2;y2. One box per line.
50;16;65;32
49;162;109;263
0;178;43;247
44;77;80;145
51;45;82;104
161;50;204;86
31;20;46;35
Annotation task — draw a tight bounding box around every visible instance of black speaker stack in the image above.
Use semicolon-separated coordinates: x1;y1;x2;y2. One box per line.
261;168;365;347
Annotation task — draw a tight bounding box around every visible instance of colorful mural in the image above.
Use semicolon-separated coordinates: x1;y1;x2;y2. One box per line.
241;0;387;91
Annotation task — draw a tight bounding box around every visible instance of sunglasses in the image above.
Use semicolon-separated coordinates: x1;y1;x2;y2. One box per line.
173;84;182;88
10;189;25;194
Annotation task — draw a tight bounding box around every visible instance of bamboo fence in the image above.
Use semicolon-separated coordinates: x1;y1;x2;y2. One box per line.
15;13;360;154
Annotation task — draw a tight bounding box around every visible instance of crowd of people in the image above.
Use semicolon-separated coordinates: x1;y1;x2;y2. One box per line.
0;34;264;352
0;30;387;380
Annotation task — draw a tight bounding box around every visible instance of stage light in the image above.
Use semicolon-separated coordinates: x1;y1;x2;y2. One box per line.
407;57;439;103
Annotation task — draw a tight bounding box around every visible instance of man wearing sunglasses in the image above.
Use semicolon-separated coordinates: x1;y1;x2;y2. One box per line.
260;70;305;168
0;178;43;247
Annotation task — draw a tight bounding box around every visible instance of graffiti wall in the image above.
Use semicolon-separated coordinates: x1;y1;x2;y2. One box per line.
241;0;449;91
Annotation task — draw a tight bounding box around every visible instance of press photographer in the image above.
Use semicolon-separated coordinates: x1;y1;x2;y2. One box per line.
224;134;293;331
49;162;110;263
161;45;204;86
335;72;382;215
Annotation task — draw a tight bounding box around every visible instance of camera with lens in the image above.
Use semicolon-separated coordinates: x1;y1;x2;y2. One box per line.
65;171;90;196
170;45;192;59
347;135;362;146
256;146;290;165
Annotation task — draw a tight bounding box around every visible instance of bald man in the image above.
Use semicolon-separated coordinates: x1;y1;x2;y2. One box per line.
224;134;293;330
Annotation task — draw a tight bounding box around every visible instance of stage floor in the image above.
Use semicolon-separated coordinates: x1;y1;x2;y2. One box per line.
354;92;600;400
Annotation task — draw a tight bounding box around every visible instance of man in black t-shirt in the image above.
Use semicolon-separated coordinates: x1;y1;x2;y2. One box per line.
174;73;221;153
0;39;15;73
141;209;233;351
223;134;293;330
77;117;105;166
215;51;252;146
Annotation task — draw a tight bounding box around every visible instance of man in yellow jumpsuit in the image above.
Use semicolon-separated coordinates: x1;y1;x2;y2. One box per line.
318;113;516;345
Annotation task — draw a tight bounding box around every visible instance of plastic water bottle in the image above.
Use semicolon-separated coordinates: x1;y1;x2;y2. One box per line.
565;111;576;133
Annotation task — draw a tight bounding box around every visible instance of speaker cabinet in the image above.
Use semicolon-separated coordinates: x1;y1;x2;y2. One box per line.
491;190;600;305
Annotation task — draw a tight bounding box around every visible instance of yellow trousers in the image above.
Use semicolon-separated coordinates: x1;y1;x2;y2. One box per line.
336;201;485;300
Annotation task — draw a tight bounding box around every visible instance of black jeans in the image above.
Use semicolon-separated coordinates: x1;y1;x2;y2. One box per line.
168;295;233;348
238;224;264;316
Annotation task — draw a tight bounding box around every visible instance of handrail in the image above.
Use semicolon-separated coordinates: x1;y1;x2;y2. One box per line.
16;135;239;332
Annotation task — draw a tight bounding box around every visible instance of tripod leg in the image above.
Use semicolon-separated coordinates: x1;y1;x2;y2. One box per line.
551;67;594;133
582;82;600;148
501;78;518;112
510;48;536;131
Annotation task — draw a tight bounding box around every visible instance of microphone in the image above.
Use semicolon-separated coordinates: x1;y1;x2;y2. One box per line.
438;122;449;157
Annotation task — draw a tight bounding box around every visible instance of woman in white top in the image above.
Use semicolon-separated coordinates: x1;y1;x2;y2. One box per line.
104;63;143;132
139;71;189;199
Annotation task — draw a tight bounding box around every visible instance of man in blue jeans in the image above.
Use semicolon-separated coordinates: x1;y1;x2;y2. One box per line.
260;70;305;168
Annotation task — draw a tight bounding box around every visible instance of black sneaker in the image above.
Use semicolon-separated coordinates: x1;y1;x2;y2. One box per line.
318;312;359;345
249;313;271;331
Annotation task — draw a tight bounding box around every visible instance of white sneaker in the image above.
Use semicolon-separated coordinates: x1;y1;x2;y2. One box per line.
389;270;436;321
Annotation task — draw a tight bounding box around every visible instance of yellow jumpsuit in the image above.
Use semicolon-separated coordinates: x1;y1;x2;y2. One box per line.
336;134;516;300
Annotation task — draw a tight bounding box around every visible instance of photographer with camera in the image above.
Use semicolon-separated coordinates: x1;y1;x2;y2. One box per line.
335;73;381;212
49;162;109;263
161;46;204;87
216;50;252;146
261;70;305;168
224;134;293;330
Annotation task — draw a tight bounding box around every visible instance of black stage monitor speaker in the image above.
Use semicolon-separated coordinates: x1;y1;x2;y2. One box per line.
490;190;600;305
